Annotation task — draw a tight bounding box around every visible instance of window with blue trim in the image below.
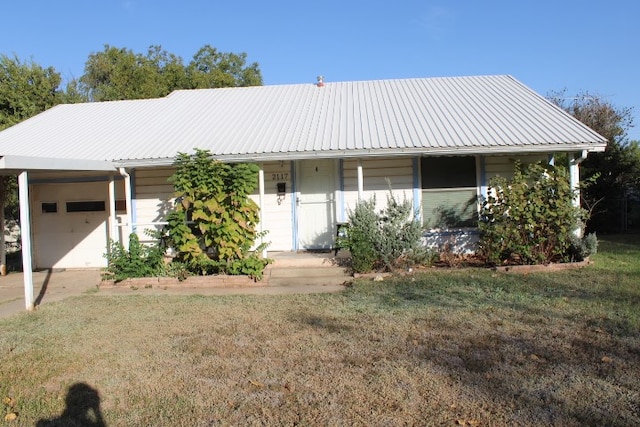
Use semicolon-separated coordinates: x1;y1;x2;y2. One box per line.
421;156;478;228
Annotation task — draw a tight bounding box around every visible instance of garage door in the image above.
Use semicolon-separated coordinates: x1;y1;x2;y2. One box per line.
32;182;110;269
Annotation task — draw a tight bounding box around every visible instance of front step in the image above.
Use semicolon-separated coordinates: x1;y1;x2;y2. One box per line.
268;266;349;279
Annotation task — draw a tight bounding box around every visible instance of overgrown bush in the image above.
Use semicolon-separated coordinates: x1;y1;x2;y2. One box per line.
161;149;271;280
340;198;379;273
340;190;423;273
478;162;593;265
103;234;165;282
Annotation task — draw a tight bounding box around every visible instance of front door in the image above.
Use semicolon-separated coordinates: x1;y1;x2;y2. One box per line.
298;159;336;250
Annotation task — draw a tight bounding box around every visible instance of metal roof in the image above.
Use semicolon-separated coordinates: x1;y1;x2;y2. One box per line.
0;75;607;167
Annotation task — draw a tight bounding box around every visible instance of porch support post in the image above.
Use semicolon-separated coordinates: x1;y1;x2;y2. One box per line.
119;168;133;248
569;150;587;237
357;159;364;201
258;165;267;258
18;171;34;311
108;175;117;245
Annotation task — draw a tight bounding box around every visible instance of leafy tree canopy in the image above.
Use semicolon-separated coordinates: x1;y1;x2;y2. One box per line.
549;90;639;232
0;54;65;130
0;54;82;219
79;44;263;102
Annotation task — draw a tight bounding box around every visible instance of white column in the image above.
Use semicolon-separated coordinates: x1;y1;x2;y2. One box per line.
569;151;587;237
18;171;34;311
258;165;267;258
108;175;117;244
357;159;364;201
569;154;581;208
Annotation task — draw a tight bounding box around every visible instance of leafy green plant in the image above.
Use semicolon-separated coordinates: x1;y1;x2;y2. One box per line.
103;234;165;282
161;149;271;279
478;162;592;265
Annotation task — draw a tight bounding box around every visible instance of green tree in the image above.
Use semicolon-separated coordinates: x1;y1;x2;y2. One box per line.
187;45;262;88
0;54;65;129
79;44;262;101
548;90;639;232
0;54;84;220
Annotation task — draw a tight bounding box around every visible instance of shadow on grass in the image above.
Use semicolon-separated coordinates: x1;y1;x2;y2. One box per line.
36;382;106;427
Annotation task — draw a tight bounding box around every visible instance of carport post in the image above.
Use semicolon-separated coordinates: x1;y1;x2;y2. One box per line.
18;171;34;311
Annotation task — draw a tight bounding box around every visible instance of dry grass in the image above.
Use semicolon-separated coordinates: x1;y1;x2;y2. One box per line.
1;235;639;426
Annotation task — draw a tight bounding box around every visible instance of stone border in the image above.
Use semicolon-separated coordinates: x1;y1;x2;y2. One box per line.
493;258;592;273
99;274;267;289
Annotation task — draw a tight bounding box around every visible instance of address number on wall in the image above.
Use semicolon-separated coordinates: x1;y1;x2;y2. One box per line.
271;173;289;181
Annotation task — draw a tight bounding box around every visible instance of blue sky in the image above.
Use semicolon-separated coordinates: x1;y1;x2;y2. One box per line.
2;0;639;141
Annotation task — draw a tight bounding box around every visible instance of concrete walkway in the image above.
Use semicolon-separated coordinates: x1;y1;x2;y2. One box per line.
0;252;352;319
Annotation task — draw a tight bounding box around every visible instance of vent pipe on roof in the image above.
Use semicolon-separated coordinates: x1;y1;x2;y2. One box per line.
316;75;324;87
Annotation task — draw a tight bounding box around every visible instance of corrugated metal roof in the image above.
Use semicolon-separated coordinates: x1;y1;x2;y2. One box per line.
0;75;607;166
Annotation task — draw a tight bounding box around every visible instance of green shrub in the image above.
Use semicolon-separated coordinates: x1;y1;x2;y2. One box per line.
103;234;165;282
478;162;589;265
340;190;423;273
339;198;379;273
161;149;271;280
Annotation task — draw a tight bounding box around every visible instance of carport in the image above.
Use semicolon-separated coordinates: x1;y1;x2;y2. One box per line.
0;155;117;310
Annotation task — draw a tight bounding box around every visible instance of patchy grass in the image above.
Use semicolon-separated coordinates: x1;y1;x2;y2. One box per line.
1;235;639;426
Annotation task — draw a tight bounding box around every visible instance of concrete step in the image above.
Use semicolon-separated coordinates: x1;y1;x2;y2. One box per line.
268;251;350;268
267;265;350;279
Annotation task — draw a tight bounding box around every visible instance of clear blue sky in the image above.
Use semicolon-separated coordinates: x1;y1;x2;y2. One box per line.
2;0;639;141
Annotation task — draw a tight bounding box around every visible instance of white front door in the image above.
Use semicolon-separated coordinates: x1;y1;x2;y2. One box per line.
298;159;336;250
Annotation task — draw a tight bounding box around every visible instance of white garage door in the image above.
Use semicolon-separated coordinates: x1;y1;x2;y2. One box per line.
32;182;110;269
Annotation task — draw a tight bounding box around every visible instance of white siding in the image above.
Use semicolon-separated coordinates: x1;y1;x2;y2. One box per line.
342;157;414;215
483;154;548;183
133;167;175;242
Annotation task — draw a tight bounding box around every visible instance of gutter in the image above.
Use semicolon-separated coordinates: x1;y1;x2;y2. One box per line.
115;144;607;168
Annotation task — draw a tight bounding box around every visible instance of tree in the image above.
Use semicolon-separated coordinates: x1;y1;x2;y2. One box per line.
0;54;85;219
0;54;65;129
79;44;262;102
0;54;78;271
548;90;639;232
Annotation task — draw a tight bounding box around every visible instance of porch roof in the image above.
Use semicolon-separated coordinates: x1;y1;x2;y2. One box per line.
0;75;607;168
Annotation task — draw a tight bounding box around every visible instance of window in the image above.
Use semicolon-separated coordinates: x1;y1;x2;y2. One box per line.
421;156;478;228
66;201;106;213
41;202;58;213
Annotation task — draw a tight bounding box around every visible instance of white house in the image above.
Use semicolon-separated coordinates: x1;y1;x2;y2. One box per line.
0;75;607;276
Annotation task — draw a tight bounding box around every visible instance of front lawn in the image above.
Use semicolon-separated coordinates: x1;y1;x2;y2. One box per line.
1;235;638;426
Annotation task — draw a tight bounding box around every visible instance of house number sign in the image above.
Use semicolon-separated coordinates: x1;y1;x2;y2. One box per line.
271;173;289;181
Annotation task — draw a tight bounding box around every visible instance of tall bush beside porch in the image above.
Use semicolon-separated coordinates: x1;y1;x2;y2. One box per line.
478;162;595;265
162;149;270;279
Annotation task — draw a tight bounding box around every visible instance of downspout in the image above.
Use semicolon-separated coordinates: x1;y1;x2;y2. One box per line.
119;167;133;247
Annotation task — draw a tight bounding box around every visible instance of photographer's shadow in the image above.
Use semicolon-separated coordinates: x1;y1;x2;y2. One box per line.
36;382;106;427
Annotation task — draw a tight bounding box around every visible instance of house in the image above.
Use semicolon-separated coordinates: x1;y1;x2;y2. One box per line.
0;75;606;290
